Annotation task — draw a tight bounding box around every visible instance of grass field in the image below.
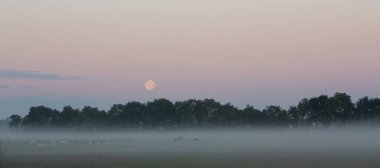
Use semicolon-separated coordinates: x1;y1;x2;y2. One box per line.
2;149;380;168
1;129;380;168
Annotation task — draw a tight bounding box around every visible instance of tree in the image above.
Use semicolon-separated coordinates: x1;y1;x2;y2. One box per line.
56;106;80;127
191;99;212;127
296;93;355;127
200;99;222;126
355;97;380;122
241;105;263;126
288;106;302;126
294;98;309;125
328;93;354;123
108;104;125;127
8;114;22;127
262;105;288;126
214;103;239;126
22;106;59;127
372;98;380;120
124;101;148;128
108;102;147;128
175;99;198;127
146;99;178;128
80;106;107;127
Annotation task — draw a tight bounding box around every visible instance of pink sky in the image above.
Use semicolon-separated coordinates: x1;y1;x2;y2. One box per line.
1;0;380;118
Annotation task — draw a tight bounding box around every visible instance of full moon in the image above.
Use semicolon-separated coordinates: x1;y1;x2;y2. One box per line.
145;80;156;91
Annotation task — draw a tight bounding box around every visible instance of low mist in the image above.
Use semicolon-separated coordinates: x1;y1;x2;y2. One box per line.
1;127;380;155
2;126;380;168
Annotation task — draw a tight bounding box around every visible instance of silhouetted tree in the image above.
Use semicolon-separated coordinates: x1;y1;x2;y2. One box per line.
125;101;147;128
191;99;211;127
56;106;80;127
108;104;125;127
8;114;22;127
241;105;263;126
199;99;222;126
306;95;330;126
328;93;354;124
11;92;380;129
355;97;380;123
262;105;288;126
146;99;178;128
80;106;107;128
294;98;308;125
22;106;59;127
287;106;302;126
213;103;239;126
108;101;147;128
175;99;199;127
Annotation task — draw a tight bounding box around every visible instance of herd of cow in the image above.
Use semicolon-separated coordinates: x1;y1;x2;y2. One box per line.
26;139;113;146
0;136;201;148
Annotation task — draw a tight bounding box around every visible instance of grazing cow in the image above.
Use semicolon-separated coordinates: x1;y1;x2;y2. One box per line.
173;136;183;142
193;136;199;141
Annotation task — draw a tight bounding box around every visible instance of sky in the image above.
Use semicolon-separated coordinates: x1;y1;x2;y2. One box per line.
1;0;380;119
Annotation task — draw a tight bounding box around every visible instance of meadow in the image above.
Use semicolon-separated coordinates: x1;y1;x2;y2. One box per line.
1;128;380;168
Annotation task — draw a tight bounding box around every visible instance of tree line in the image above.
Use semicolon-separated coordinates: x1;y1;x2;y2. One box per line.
7;93;380;129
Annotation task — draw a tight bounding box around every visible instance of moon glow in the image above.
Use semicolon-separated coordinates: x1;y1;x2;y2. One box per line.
145;80;156;91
